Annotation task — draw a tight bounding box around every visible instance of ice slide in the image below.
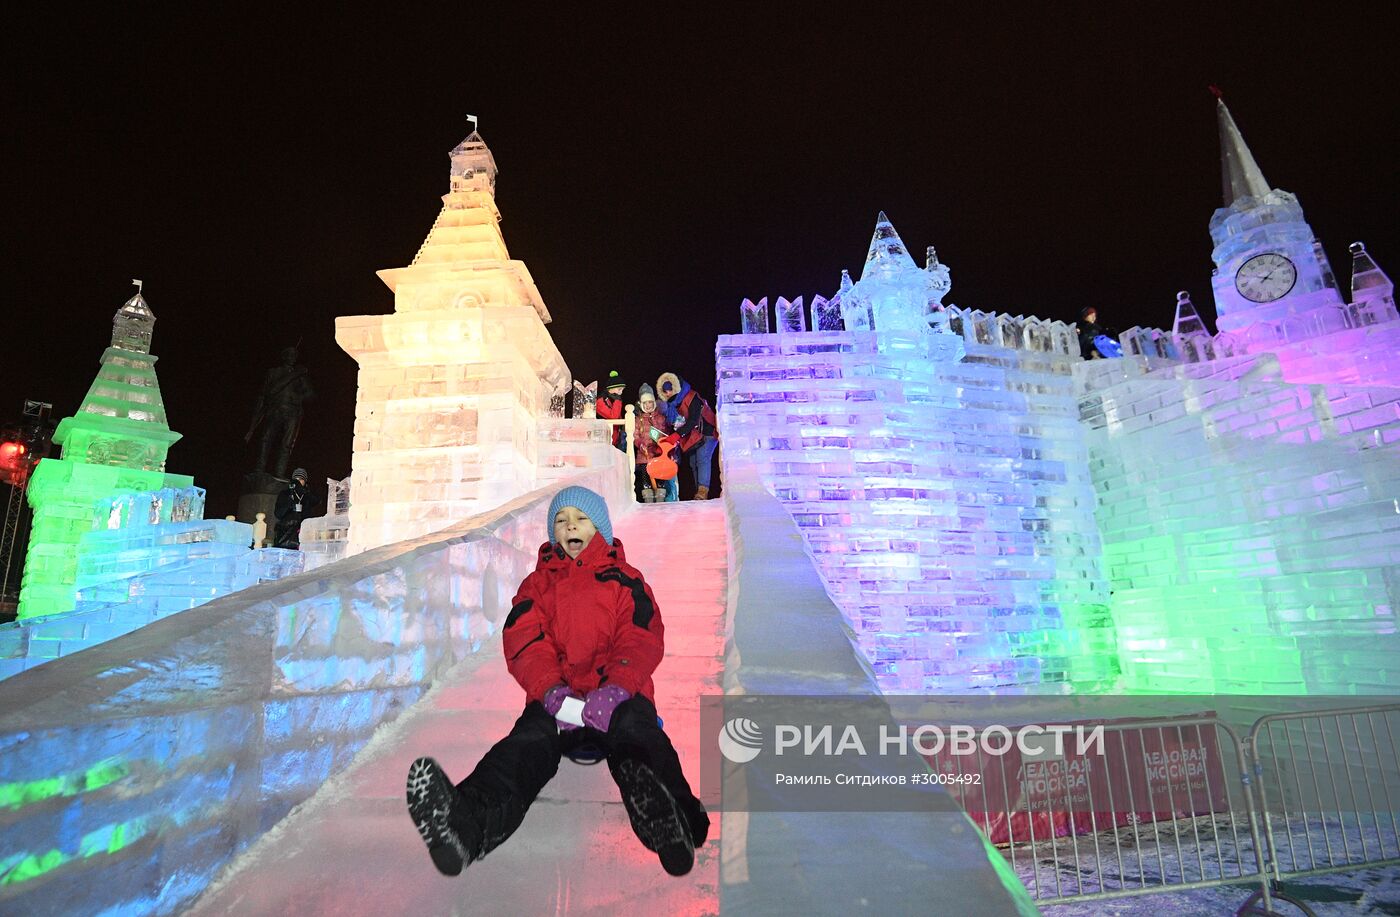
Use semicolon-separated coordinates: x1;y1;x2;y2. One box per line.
187;500;728;915
0;468;1031;915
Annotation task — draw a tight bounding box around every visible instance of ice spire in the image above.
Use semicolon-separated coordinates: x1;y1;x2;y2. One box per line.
925;245;952;307
1348;242;1393;303
112;279;155;354
448;116;498;196
862;211;918;279
1172;291;1208;337
1213;90;1271;206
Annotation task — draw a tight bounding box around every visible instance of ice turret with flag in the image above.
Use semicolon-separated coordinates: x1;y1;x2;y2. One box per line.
17;282;193;619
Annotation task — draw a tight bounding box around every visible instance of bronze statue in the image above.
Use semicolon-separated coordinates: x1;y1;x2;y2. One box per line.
246;346;315;480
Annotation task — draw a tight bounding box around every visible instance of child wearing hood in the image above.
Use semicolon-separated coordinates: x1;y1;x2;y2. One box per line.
406;486;708;877
634;383;678;503
656;373;719;499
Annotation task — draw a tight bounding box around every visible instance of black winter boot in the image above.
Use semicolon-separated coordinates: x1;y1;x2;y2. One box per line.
406;757;479;876
614;758;695;876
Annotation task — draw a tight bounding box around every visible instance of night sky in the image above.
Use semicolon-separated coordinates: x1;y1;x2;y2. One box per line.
7;6;1397;516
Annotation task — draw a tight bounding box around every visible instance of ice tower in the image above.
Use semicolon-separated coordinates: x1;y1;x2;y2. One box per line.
1208;96;1344;337
18;284;192;619
336;128;571;552
841;213;964;361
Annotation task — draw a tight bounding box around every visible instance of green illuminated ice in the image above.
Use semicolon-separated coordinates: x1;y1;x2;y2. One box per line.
17;284;191;620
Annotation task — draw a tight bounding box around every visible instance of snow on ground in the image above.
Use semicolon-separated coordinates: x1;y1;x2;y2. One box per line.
1005;814;1400;915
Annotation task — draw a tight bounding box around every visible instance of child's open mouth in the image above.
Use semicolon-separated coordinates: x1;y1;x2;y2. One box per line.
567;538;584;549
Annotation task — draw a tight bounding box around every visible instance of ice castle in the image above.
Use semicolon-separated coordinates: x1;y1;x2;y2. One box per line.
717;96;1400;695
1;102;1396;915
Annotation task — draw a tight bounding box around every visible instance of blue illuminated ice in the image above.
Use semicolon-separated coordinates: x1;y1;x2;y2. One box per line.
837;213;966;362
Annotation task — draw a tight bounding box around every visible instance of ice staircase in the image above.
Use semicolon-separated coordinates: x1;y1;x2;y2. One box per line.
186;501;727;915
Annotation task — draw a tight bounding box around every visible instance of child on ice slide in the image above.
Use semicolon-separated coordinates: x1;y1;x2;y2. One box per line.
406;485;710;877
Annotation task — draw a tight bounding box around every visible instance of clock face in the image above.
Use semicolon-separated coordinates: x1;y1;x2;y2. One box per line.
1235;253;1298;303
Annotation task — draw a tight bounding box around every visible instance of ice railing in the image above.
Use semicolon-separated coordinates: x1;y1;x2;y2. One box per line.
301;476;351;572
0;466;631;917
738;287;1400;366
737;294;1081;358
716;458;1036;914
94;484;207;529
1116;294;1399;365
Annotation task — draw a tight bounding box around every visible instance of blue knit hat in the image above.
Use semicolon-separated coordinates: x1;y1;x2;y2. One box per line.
546;485;613;547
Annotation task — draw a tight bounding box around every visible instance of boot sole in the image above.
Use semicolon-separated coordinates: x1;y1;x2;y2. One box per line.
616;758;695;876
406;757;469;877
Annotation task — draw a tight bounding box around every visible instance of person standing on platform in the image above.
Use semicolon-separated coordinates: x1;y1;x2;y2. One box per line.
273;468;312;549
595;370;628;454
633;385;677;503
656;373;719;500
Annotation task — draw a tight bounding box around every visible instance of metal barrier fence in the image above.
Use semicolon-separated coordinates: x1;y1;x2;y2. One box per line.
937;705;1400;915
1241;705;1400;915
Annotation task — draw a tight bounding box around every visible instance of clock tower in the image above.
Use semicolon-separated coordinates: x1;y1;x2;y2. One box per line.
1207;95;1344;337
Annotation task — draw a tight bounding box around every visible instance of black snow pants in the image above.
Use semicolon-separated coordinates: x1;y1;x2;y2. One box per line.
453;695;709;858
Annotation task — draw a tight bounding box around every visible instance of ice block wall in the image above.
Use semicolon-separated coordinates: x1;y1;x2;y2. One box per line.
0;466;631;916
717;306;1118;693
1;486;303;680
1116;281;1400;389
536;417;630;486
1079;350;1400;694
336;130;571;553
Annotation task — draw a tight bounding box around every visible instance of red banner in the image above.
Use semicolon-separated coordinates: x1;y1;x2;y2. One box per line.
922;713;1231;845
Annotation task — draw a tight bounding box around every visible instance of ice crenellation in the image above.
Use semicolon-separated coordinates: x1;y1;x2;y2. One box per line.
741;253;1399;387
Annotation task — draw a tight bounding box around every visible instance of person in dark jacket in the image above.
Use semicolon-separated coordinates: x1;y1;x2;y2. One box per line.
405;486;708;878
1078;307;1120;359
272;468;312;548
656;373;719;499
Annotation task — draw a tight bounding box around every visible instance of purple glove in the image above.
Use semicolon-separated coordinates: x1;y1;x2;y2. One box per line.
542;683;582;731
582;684;632;732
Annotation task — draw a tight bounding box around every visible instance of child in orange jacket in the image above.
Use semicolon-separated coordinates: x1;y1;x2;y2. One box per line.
406;486;708;877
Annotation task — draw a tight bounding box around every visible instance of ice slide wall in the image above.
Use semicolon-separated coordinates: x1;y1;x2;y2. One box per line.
0;467;628;915
717;461;1037;915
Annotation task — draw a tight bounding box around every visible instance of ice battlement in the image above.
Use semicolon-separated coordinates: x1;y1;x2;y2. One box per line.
739;295;1081;360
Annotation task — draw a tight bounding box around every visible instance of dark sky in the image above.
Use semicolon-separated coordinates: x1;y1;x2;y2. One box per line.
7;5;1397;516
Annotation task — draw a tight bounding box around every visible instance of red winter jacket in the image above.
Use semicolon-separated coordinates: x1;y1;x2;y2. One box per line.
503;535;665;703
595;394;626;448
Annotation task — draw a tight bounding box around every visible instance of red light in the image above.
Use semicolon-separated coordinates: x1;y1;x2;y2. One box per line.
1;441;28;485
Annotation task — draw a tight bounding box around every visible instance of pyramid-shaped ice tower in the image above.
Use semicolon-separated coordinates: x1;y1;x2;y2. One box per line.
19;284;192;619
335;128;572;553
